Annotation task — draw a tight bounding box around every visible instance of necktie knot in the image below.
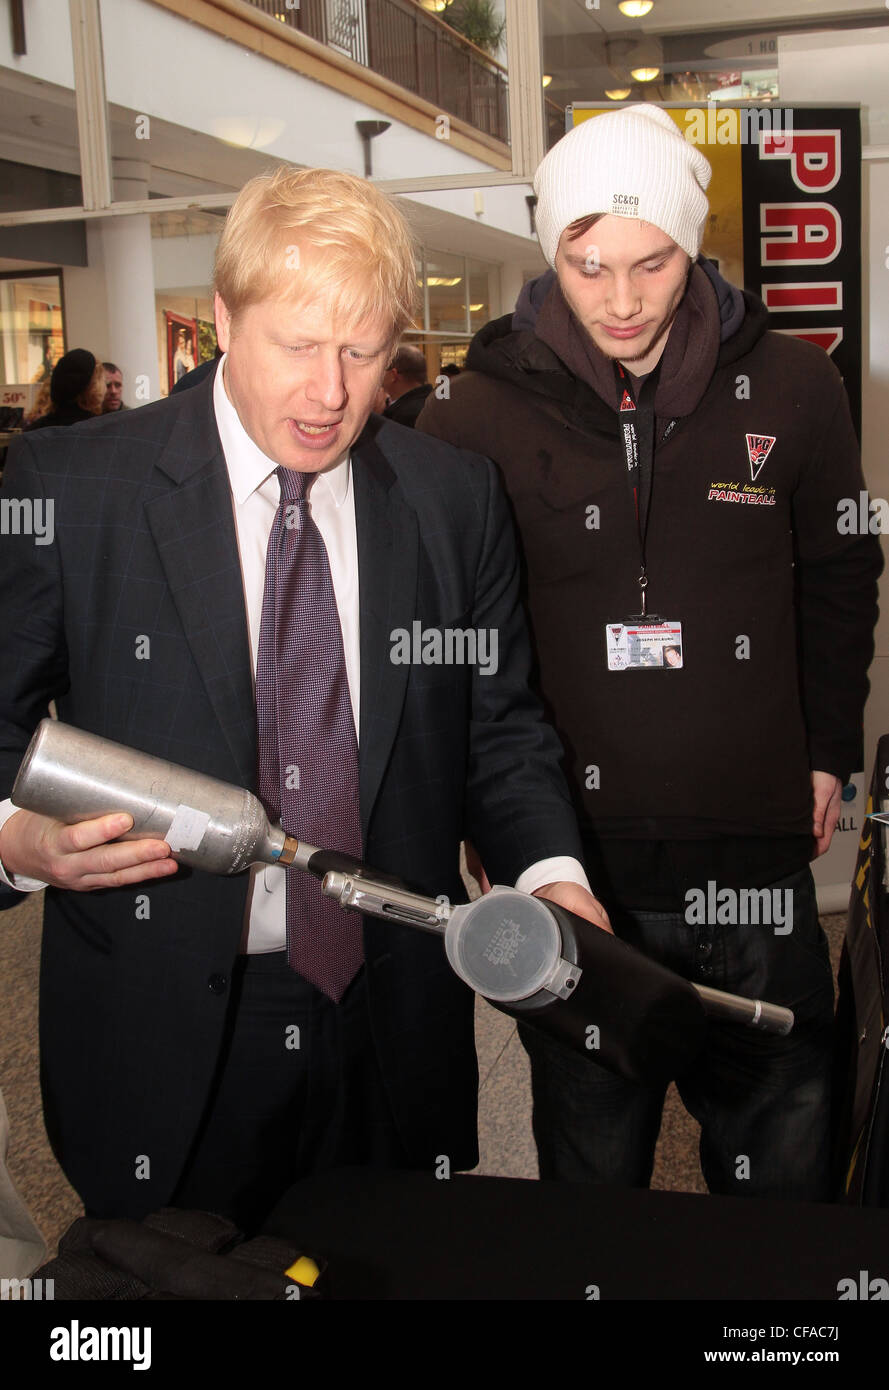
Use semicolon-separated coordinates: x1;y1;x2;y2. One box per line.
277;465;311;504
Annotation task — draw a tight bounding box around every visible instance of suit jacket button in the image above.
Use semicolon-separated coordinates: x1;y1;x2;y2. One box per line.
207;973;228;995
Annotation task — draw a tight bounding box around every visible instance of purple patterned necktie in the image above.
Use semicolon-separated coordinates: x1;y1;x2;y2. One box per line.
255;465;363;1001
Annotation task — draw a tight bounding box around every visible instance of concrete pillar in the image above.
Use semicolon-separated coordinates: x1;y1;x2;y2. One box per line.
98;158;159;404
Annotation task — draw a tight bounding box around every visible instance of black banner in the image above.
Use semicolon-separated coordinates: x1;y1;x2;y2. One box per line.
742;107;862;438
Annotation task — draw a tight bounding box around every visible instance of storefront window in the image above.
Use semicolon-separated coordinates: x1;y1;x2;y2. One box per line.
468;258;492;331
406;249;495;375
415;250;495;337
438;341;468;369
540;0;889;146
424;250;467;334
0;270;65;388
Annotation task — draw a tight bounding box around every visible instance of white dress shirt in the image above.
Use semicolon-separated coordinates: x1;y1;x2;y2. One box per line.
0;356;590;932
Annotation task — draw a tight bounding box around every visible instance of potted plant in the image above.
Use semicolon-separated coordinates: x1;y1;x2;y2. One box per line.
439;1;506;56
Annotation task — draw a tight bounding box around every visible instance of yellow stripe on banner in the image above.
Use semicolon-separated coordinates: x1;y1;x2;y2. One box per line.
859;794;874;856
845;1130;863;1194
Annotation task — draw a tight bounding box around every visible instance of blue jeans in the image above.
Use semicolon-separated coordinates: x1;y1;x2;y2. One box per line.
518;867;835;1200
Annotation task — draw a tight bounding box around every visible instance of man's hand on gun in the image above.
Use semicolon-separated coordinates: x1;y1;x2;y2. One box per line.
464;839;613;934
0;809;177;891
533;881;613;935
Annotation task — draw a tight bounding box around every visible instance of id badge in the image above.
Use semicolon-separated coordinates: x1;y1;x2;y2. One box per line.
605;618;683;671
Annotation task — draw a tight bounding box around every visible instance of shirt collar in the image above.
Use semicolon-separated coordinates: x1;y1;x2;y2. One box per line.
213;353;351;507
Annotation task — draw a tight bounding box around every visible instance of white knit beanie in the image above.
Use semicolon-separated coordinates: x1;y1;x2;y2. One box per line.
533;104;712;265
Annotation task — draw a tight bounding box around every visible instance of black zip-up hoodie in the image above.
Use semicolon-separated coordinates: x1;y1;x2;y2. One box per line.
418;262;882;906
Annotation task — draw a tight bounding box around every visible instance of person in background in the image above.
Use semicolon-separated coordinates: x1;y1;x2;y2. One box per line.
382;343;433;428
102;362;127;413
22;379;52;429
419;103;882;1203
25;349;105;431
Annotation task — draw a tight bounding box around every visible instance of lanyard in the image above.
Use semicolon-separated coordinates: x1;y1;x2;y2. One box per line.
614;361;677;615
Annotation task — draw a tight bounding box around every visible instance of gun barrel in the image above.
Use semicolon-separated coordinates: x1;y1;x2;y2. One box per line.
693;983;794;1035
321;869;447;935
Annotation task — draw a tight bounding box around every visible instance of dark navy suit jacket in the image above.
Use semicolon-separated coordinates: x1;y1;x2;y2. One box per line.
0;369;583;1216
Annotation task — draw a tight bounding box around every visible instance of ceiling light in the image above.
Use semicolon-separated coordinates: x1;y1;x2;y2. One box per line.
631;66;660;82
419;277;463;288
211;116;286;150
542;74;553;88
605;88;632;100
618;1;654;16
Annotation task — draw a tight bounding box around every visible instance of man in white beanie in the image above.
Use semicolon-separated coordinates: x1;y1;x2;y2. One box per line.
418;104;882;1201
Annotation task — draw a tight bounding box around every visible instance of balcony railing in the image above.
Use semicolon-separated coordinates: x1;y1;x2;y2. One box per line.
244;0;509;144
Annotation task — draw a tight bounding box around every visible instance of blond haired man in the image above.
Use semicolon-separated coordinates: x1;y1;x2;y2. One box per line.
0;168;605;1231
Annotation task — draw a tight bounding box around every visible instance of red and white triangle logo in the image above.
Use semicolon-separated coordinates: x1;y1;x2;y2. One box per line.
619;389;635;412
745;433;776;481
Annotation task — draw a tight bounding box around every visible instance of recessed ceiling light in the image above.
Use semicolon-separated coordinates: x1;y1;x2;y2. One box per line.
605;88;632;100
631;66;661;82
618;1;654;16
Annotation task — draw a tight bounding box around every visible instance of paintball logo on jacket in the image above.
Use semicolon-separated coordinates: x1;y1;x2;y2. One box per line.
707;481;776;506
745;433;776;481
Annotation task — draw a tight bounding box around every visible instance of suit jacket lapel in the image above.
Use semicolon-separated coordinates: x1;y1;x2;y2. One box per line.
352;420;418;837
144;376;257;789
142;392;419;818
